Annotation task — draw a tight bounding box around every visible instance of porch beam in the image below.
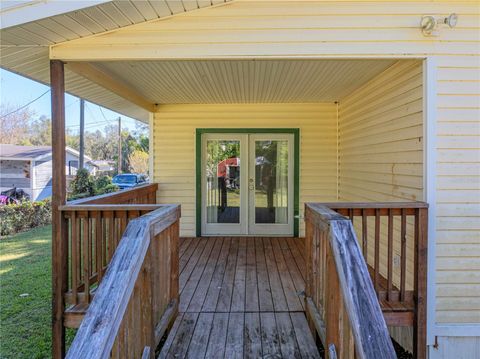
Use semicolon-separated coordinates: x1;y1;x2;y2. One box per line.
66;62;157;113
50;60;67;359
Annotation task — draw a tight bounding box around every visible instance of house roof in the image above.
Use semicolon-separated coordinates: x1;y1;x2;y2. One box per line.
0;0;231;122
90;160;115;171
0;144;92;161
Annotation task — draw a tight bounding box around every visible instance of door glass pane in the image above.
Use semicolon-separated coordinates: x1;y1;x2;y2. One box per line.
206;140;241;224
254;140;288;224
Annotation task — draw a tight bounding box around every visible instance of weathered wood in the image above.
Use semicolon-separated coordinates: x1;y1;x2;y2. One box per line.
305;203;397;359
414;208;428;359
154;299;177;345
66;205;180;359
51;59;67;359
322;201;429;359
306;297;326;344
387;209;394;301
244;312;262;359
67;183;158;205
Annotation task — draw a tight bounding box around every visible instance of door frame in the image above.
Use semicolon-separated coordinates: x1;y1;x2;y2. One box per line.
196;128;300;237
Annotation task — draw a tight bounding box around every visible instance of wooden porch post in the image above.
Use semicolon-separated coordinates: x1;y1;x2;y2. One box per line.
51;60;67;359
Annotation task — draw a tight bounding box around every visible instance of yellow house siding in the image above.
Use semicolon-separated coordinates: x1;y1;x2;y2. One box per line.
50;1;480;61
58;0;480;336
152;103;338;237
337;60;423;309
435;52;480;325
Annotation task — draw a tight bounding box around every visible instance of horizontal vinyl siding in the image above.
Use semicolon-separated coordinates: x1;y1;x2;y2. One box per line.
338;60;423;299
435;53;480;326
138;0;480;333
153;103;337;237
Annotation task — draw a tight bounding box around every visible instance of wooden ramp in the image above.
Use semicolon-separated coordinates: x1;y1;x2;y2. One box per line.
159;237;321;358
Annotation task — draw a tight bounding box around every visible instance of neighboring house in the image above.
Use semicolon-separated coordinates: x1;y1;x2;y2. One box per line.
89;160;116;177
0;144;93;201
1;1;479;359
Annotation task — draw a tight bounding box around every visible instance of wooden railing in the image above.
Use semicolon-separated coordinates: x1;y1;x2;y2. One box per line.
305;202;428;359
323;202;428;358
68;183;157;205
66;204;180;359
305;203;397;359
57;184;159;328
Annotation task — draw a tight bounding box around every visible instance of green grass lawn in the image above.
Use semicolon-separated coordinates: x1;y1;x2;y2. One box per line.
0;225;74;358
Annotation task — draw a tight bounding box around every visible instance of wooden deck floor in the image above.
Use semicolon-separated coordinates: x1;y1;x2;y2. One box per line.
159;237;321;358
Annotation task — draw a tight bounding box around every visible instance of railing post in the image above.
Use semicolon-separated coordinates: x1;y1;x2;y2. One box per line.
325;241;342;359
414;208;428;359
170;220;180;317
51;59;67;359
304;216;314;332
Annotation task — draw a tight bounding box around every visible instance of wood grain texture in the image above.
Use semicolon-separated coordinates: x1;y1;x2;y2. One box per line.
66;205;180;359
305;203;397;359
50;59;67;359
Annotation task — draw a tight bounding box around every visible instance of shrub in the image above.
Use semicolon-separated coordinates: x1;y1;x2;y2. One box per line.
69;168;95;199
94;175;118;195
0;199;52;236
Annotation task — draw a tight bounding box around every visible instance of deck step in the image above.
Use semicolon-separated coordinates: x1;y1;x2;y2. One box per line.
64;303;88;328
158;311;321;359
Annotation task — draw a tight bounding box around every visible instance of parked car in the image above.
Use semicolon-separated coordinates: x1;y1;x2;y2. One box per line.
111;174;147;190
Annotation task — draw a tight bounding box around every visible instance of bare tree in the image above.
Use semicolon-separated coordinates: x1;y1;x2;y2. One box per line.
0;104;35;144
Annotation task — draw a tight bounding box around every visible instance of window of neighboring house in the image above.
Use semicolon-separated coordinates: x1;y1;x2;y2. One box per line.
69;160;79;176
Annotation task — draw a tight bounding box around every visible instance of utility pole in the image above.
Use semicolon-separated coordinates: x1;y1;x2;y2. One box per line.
118;117;122;174
79;99;85;169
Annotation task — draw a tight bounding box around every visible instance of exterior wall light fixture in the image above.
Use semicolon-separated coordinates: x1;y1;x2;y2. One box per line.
421;13;458;36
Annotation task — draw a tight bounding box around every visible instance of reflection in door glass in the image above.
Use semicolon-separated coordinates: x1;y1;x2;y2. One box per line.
255;140;288;224
206;140;241;224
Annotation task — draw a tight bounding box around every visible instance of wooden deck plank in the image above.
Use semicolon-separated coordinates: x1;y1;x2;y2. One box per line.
260;312;282;358
158;312;184;359
286;237;306;280
290;312;322;359
244;312;262;359
278;237;306;310
231;238;247;312
216;238;239;312
245;238;260;312
186;312;214;359
255;237;274;312
179;238;200;274
275;312;302;359
179;238;193;258
204;313;229;359
225;312;244;359
180;238;216;312
263;238;289;312
161;312;198;359
179;239;208;291
159;238;322;359
186;238;224;312
202;238;232;312
271;238;304;312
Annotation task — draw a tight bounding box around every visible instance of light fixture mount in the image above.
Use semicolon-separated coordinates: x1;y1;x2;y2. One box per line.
420;13;458;36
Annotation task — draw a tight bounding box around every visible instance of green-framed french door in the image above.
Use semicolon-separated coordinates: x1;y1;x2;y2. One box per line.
198;129;298;236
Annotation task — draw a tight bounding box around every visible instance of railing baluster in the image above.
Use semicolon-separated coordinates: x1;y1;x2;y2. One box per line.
362;209;367;259
82;212;90;304
387;209;393;301
71;211;78;305
94;211;102;282
400;209;407;302
374;208;380;296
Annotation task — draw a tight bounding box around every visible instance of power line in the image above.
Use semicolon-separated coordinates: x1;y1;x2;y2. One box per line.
0;89;50;119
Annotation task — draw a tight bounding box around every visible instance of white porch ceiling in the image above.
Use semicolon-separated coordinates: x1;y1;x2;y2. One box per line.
0;0;231;122
93;59;397;104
